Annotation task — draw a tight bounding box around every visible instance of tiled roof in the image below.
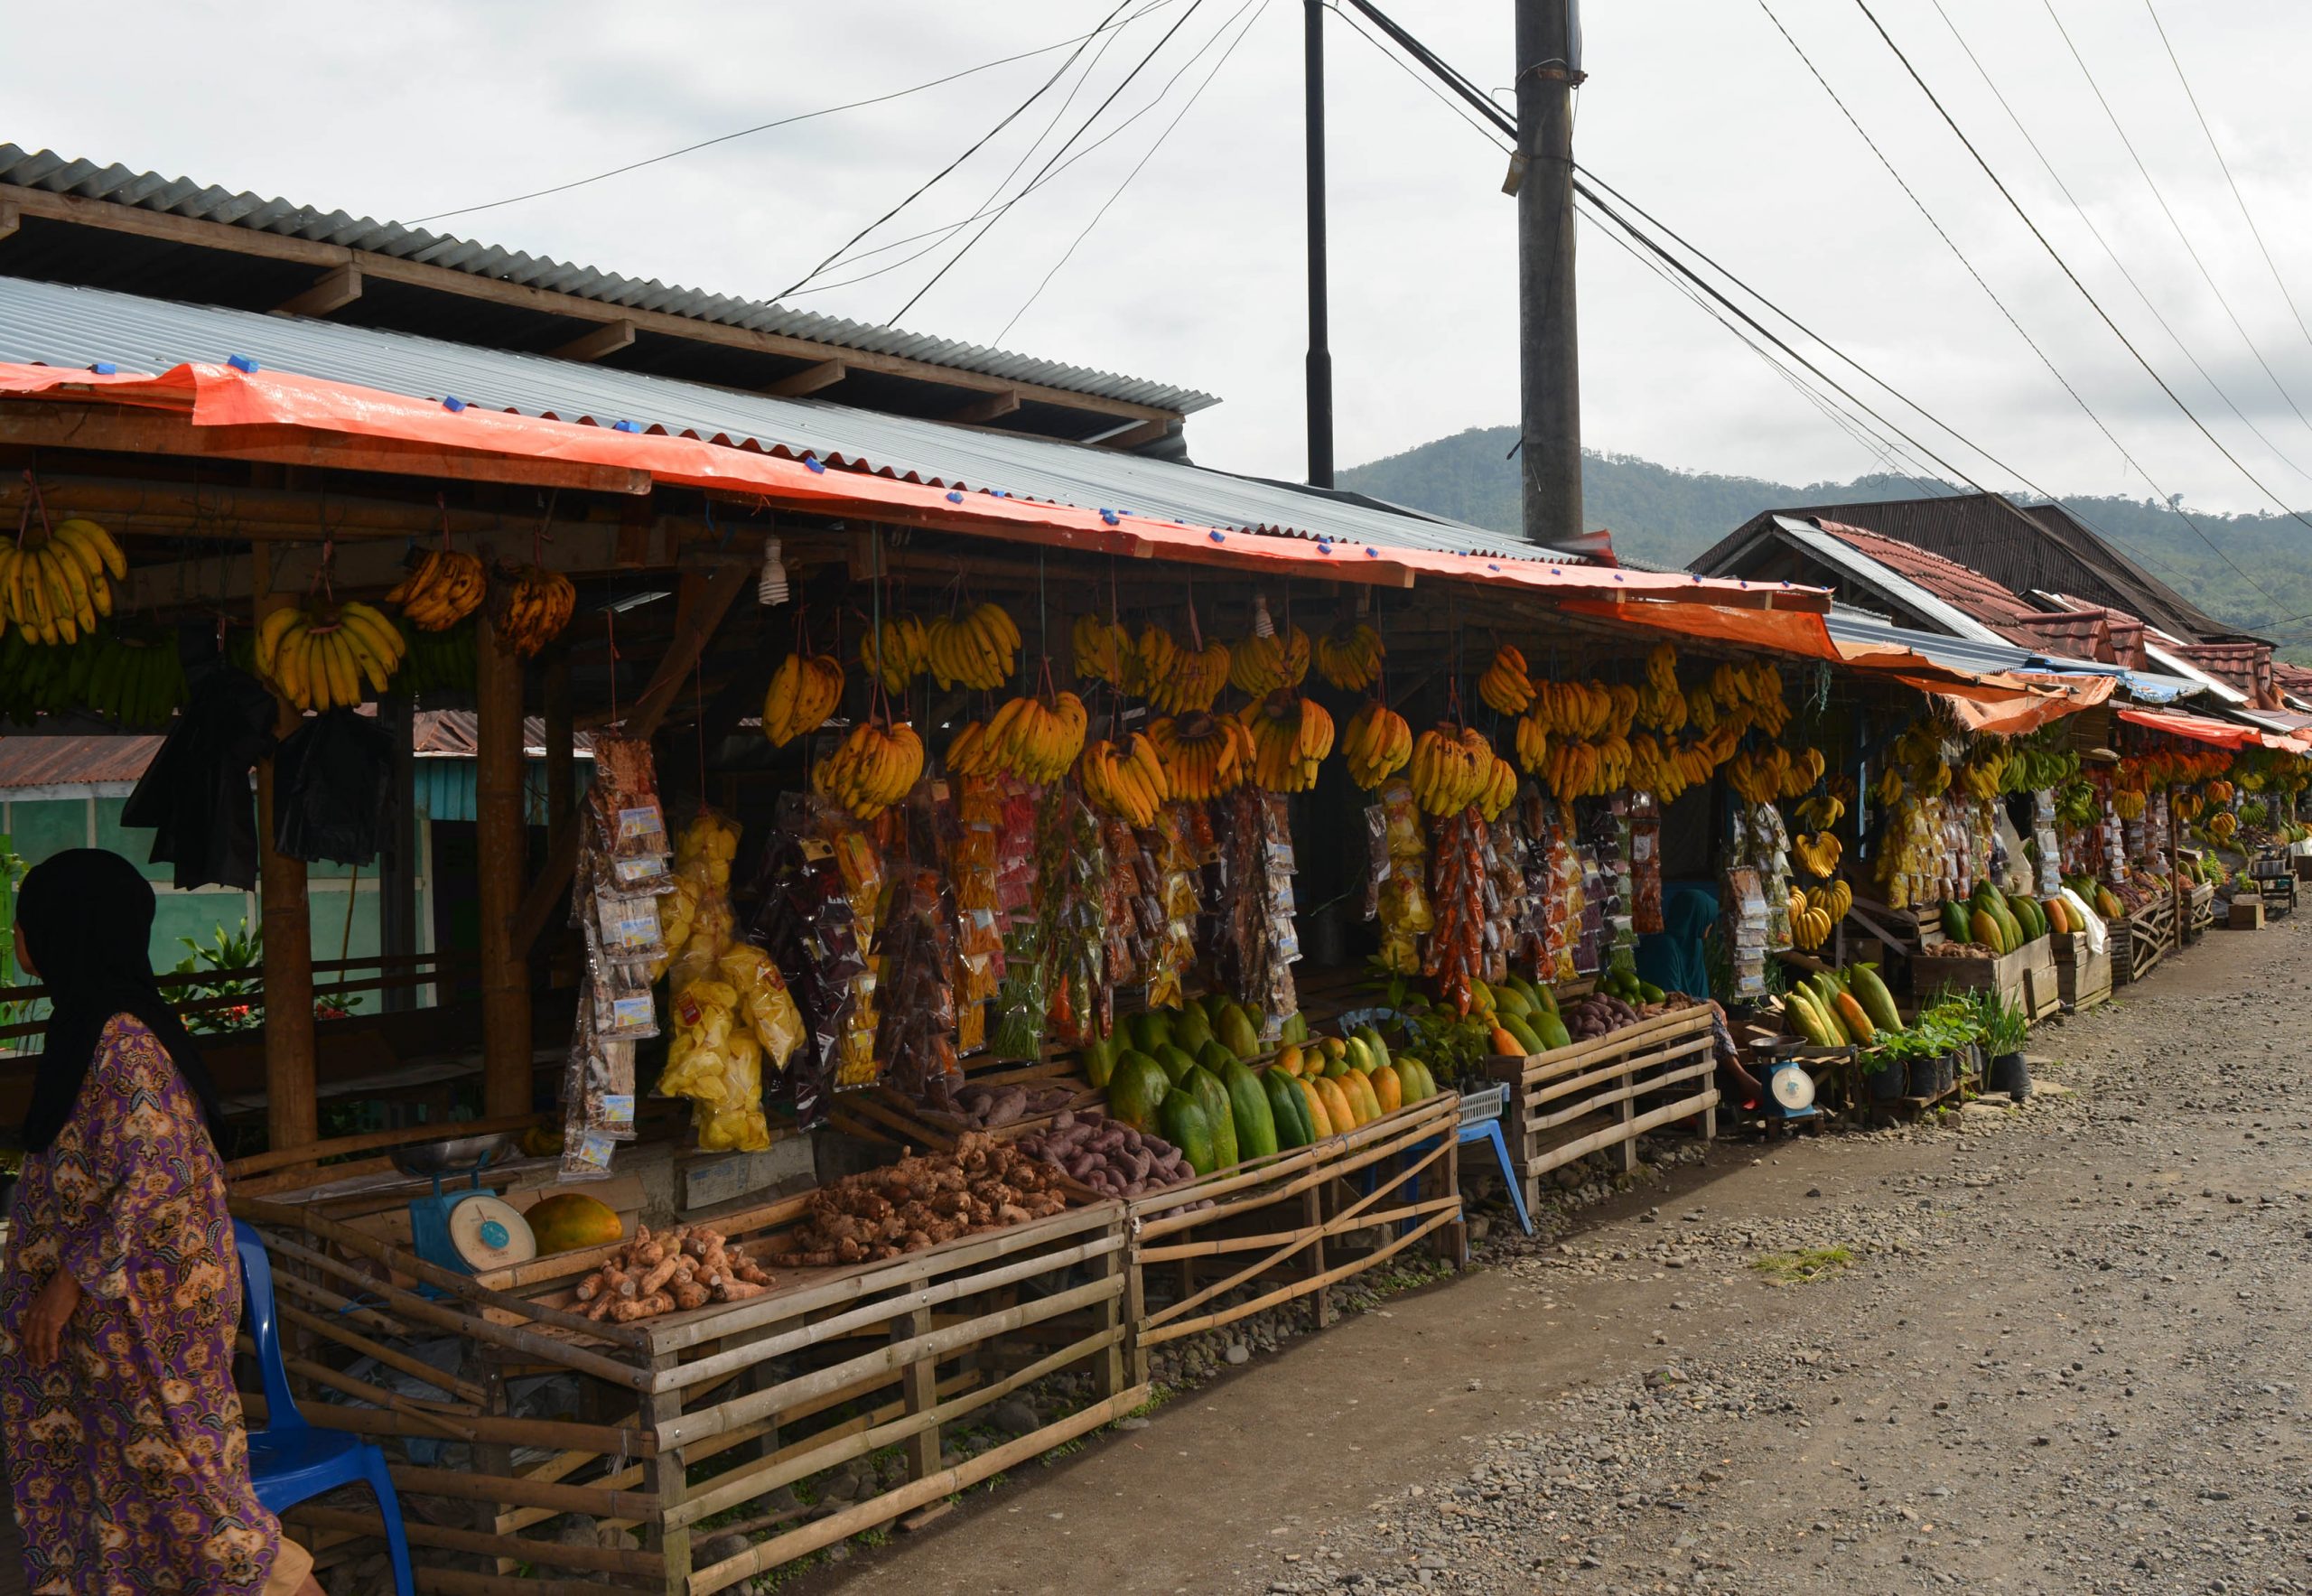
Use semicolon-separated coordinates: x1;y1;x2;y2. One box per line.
1813;521;2042;628
1999;611;2112;663
2173;641;2270;698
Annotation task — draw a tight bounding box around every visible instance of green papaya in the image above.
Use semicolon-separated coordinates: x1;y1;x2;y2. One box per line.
1215;1005;1262;1061
1280;1011;1309;1046
1531;980;1560;1017
1080;1030;1123;1090
1159;1087;1217;1175
1490;985;1532;1020
1196;1040;1238;1078
1223;1060;1280;1161
1183;1066;1239;1170
1263;1069;1313;1148
1127;1010;1171;1056
1108;1054;1171;1131
1533;1012;1572;1051
1355;1026;1391;1073
1155;1043;1201;1085
1169;1004;1215;1057
1846;964;1903;1034
1638;981;1665;1003
1940;901;1972;944
1500;1013;1545;1055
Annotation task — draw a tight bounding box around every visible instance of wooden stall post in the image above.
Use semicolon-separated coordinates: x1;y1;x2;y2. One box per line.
476;606;532;1119
376;692;418;1013
252;545;318;1154
543;641;577;869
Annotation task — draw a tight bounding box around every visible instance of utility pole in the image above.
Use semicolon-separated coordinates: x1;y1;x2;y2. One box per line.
1516;0;1582;546
1305;0;1335;488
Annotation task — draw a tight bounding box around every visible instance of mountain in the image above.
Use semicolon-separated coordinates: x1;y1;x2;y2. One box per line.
1339;427;2311;652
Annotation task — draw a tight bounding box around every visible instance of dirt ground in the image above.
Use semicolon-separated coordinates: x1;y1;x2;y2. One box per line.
834;910;2312;1595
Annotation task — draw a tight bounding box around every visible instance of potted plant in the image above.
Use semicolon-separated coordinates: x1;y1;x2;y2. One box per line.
1978;990;2029;1097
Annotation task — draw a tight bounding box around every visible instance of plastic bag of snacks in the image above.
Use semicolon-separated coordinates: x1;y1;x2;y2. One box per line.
715;939;806;1069
590;736;675;894
874;866;962;1098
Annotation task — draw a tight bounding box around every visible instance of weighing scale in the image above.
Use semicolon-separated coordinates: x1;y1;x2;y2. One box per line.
1765;1057;1820;1122
393;1134;537;1288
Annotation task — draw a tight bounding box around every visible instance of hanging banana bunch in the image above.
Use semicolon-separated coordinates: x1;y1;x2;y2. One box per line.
488;565;577;658
762;651;844;746
1069;613;1133;688
816;719;924;819
256;600;406;713
980;690;1088;784
926;602;1019;691
1230;624;1310;696
0;518;124;645
1409;723;1496;817
386;546;488;631
1477;645;1534;715
1146;711;1252;799
859;614;928;695
1313;620;1384;692
1343;700;1412;789
1078;733;1171;826
1635;643;1687;733
1240;691;1333;793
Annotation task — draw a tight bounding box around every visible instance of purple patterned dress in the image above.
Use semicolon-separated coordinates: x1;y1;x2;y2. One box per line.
0;1015;284;1594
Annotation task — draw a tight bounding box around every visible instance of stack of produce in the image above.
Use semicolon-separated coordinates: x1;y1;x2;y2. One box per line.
1013;1108;1195;1199
764;1132;1069;1266
1485;975;1573;1056
1780;962;1902;1049
938;1080;1079;1131
1556;966;1681;1042
1925;882;2051;957
572;1223;774;1322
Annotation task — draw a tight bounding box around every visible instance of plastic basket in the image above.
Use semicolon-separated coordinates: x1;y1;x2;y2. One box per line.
1457;1083;1510;1126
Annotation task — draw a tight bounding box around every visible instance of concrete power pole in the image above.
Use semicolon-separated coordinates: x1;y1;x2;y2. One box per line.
1516;0;1583;547
1305;0;1335;489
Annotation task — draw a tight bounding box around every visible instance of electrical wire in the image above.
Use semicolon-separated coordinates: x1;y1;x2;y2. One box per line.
2037;0;2312;445
2142;0;2312;363
406;2;1189;225
1850;0;2312;587
996;0;1273;343
776;0;1144;301
890;0;1212;324
1756;0;2256;609
1930;0;2312;488
1325;2;1513;156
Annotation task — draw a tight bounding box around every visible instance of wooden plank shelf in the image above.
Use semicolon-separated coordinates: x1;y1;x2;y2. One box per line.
1485;1004;1720;1216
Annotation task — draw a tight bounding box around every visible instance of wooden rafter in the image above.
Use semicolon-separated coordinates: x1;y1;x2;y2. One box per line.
275;263;362;318
946;389;1021;425
549;318;637;363
763;359;846;397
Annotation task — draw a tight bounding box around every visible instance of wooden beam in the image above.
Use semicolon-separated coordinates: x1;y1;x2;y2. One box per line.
251;544;318;1158
275;263;362;318
475;607;531;1120
1092;417;1173;451
547;318;636;363
508;559;752;956
0;188;1186;425
947;389;1021;425
0;200;17;243
763;359;846;397
0;401;652;496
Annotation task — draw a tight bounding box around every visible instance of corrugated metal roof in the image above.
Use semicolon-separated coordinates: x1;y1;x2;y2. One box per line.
1779;522;2012;644
1824;609;2203;704
0;734;163;789
0;275;1541;559
0;145;1217;416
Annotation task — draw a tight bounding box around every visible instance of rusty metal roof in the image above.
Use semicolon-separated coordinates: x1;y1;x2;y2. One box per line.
0;711;589;790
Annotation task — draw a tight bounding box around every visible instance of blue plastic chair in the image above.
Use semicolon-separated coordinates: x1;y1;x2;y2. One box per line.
1355;1116;1534;1237
234;1220;415;1596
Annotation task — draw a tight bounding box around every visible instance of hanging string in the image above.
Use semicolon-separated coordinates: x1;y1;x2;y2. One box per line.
606;605;620;726
535;488;558;568
695;649;709;808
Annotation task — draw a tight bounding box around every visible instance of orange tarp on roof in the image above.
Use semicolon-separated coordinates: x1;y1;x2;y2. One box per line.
2117;706;2261;750
0;361;1829;615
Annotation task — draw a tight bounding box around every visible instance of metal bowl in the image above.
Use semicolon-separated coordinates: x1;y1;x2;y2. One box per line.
389;1133;514;1178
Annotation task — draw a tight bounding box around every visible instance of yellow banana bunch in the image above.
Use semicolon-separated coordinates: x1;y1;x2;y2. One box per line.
1146;711;1251;799
1240;691;1334;793
1777;745;1827;800
1709;659;1791;736
1627;733;1718;802
1523;677;1617;741
1788;888;1834;950
1478;645;1534;715
926;602;1019;691
256;600;406;712
1314;621;1384;691
1795;792;1846;830
815;719;924;819
1410;724;1496;817
0;518;122;645
2208;779;2235;804
1477;756;1518;822
983;691;1087;783
1069;614;1133;688
859;614;928;695
1725;748;1787;807
1873;766;1905;807
2171;791;2203;822
1229;625;1310;695
2112;789;2147;821
386;546;487;631
761;652;844;746
489;564;577;658
1514;711;1550;775
1793;830;1842;878
2208;808;2237;840
1136;624;1230;714
1078;733;1171;826
1543;733;1636;805
1808;880;1852;919
1344;700;1412;789
1636;644;1688;733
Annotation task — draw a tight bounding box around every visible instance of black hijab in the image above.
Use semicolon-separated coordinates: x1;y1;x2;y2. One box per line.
17;849;226;1156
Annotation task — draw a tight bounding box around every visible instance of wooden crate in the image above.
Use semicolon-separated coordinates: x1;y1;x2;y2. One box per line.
1126;1092;1463;1359
1485;1004;1719;1216
232;1185;1139;1595
1910;942;2036;1015
2113;898;2176;985
2047;932;2111;1013
2016;939;2062;1025
2229;897;2267;929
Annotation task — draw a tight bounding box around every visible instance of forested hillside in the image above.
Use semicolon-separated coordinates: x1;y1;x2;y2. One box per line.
1339;426;2308;648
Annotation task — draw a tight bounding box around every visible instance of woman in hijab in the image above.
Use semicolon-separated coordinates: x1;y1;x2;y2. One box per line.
0;850;321;1595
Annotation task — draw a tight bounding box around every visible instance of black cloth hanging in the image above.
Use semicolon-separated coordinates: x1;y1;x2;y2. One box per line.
121;666;277;891
274;708;396;866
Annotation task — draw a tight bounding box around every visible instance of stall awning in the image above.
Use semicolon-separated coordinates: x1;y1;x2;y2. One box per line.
2117;706;2264;750
0;359;1825;616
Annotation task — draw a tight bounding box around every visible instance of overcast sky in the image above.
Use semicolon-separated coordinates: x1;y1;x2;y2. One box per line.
15;1;2312;513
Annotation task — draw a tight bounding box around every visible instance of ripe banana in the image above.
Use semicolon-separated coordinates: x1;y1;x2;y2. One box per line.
1314;621;1384;692
762;651;844;746
385;546;488;631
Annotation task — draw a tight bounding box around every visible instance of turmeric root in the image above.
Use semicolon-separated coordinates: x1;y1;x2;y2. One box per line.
611;1291;675;1322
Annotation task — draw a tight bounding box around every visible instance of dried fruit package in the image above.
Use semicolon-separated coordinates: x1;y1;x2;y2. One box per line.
1205;789;1298;1028
874;866;963;1098
749;792;871;1126
590;735;675;893
1373;779;1431;975
1143;803;1203;1010
1423;807;1487;1013
1630;797;1665;936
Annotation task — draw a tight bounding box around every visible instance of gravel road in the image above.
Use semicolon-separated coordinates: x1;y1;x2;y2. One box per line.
831;912;2312;1595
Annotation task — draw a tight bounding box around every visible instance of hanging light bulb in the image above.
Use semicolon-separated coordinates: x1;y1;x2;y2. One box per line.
1251;592;1275;639
758;537;788;606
